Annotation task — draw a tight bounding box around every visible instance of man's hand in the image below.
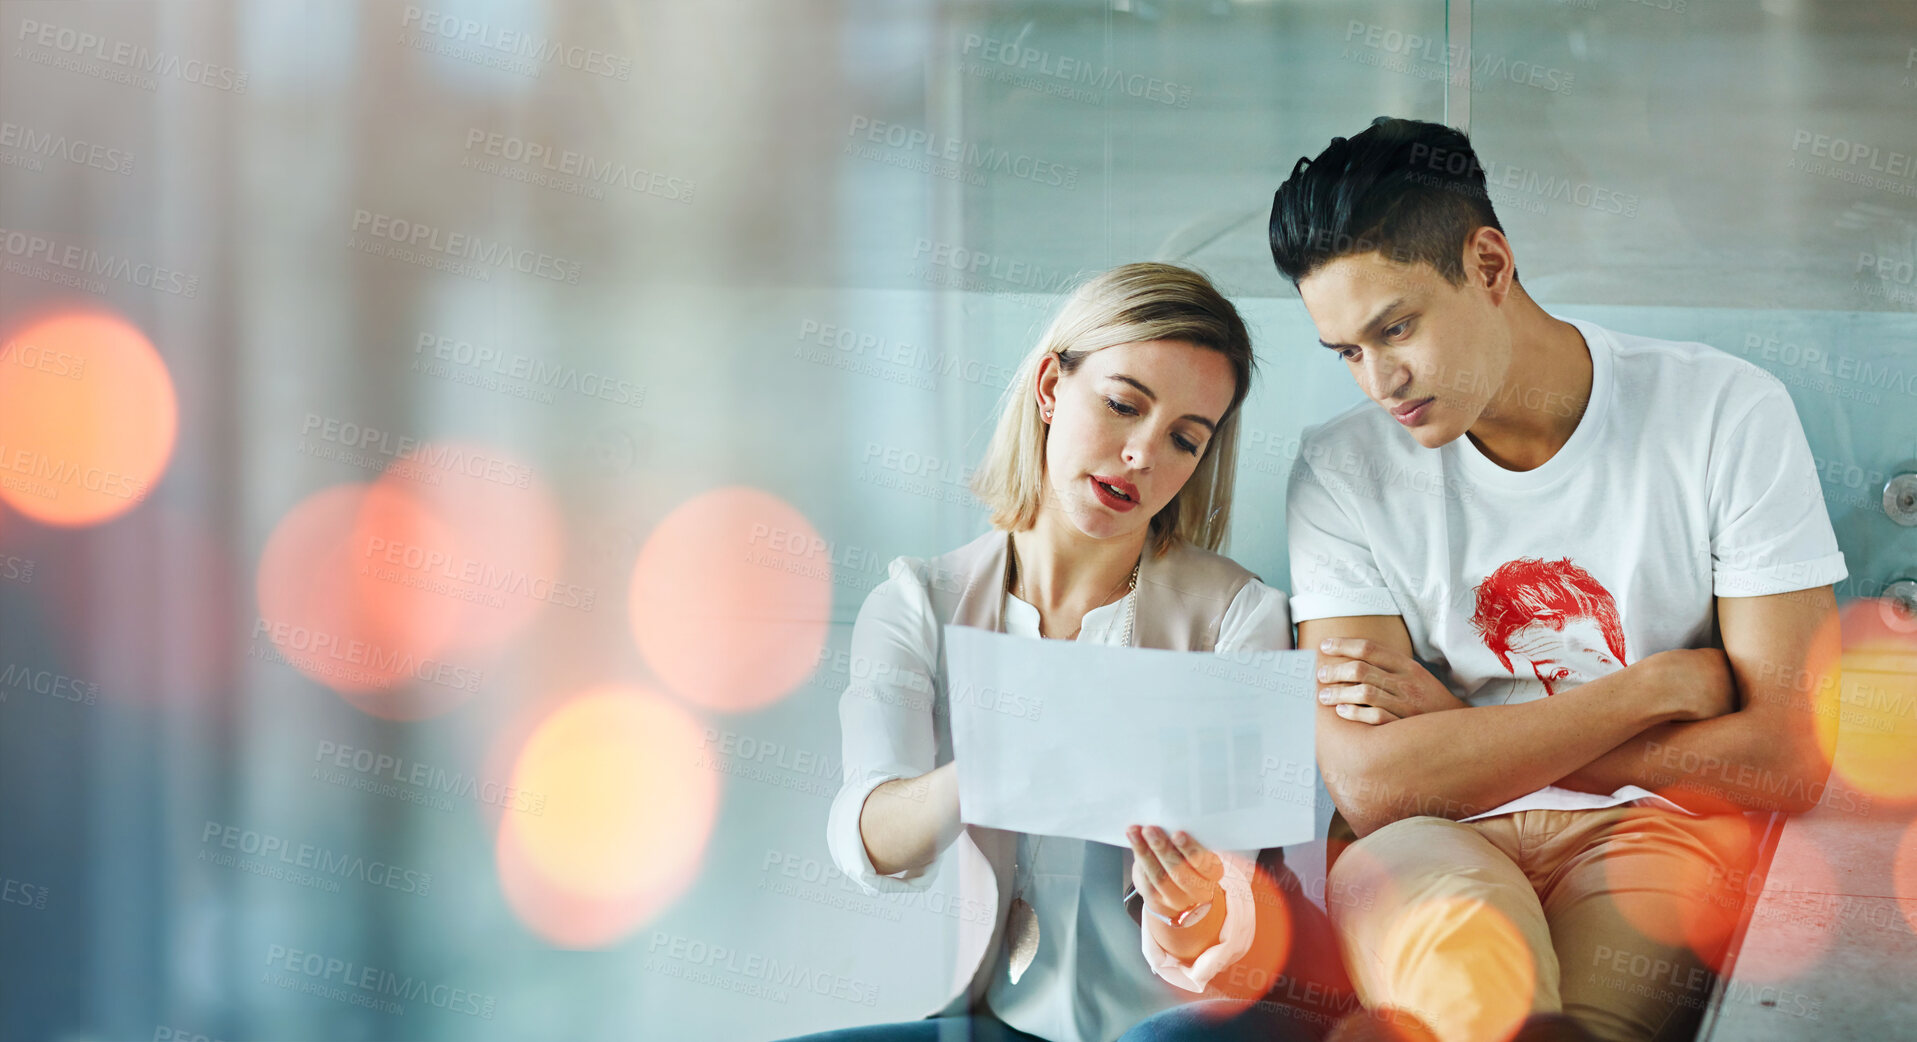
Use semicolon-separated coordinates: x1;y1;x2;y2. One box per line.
1315;637;1469;725
1640;647;1739;723
1557;646;1745;796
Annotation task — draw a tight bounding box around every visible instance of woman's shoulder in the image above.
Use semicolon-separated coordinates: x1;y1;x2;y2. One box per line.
859;529;1002;622
1152;538;1273;601
1154;540;1293;650
1220;575;1294;652
1160;537;1258;578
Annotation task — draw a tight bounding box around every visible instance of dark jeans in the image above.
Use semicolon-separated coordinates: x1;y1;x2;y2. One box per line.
780;998;1316;1042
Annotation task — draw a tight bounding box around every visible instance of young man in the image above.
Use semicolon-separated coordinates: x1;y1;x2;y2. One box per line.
1268;118;1847;1042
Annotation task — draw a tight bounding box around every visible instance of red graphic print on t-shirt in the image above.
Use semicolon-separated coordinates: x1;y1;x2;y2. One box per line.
1469;557;1627;696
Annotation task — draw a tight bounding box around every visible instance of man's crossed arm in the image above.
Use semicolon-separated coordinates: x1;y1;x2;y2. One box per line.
1302;586;1840;838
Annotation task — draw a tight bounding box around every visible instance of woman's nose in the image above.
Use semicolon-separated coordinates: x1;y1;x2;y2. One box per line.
1122;433;1154;470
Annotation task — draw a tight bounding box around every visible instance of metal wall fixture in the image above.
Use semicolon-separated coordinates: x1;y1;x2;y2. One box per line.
1884;465;1917;527
1874;466;1916;630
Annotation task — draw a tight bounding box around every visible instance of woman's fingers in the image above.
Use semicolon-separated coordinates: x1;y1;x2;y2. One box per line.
1126;827;1176;903
1169;830;1224;884
1127;827;1191;906
1129;826;1220;908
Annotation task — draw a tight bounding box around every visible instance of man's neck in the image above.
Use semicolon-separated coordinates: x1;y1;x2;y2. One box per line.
1466;286;1594;472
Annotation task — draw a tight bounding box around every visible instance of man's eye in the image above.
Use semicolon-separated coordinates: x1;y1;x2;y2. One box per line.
1336;347;1360;362
1385;321;1409;339
1104;397;1138;416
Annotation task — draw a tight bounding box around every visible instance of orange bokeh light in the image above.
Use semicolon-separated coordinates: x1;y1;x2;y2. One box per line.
0;310;177;526
1379;896;1536;1042
369;442;566;652
1825;666;1917;806
1598;818;1747;974
1181;852;1295;1016
255;483;477;718
496;686;717;947
629;487;832;713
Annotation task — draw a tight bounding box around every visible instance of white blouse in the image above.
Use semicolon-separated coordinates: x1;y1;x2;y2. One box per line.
825;552;1295;1038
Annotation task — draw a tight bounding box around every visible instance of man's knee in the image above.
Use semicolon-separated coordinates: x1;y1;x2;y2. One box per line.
1335;816;1468;866
1329;815;1488;896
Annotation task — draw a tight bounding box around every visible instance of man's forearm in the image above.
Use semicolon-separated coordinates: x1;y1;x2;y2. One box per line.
1559;711;1831;814
1324;662;1687;835
1560;589;1843;816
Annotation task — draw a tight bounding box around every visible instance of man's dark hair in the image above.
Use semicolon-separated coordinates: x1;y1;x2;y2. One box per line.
1268;117;1513;287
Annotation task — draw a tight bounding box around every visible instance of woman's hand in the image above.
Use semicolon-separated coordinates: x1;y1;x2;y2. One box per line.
1316;637;1467;725
1125;825;1222;924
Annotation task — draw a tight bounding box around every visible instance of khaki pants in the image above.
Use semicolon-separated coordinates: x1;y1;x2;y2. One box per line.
1326;808;1754;1042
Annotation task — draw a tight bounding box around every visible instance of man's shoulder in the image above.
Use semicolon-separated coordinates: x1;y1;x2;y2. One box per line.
1295;396;1414;464
1592;319;1787;417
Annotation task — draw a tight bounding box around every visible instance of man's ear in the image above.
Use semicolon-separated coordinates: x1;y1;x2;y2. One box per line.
1466;226;1517;306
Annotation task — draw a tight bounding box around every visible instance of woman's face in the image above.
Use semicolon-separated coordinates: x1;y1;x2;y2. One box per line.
1035;339;1236;543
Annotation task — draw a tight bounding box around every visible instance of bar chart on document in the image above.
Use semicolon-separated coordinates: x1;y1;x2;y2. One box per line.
944;626;1319;850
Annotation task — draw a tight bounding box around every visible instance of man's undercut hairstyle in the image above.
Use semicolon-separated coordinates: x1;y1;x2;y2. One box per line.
1268;116;1513;288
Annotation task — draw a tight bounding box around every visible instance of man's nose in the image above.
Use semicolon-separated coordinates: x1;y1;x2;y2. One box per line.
1364;356;1408;401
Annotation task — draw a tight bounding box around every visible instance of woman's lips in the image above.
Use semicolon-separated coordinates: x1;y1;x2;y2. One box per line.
1089;475;1138;512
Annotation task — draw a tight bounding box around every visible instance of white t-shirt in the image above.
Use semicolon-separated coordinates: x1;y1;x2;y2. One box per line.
1285;315;1848;821
825;551;1292;1039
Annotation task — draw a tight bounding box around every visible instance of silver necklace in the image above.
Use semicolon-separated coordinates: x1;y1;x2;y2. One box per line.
1002;540;1140;984
1011;544;1140;643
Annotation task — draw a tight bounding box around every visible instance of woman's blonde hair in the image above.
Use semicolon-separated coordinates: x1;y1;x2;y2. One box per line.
970;262;1257;557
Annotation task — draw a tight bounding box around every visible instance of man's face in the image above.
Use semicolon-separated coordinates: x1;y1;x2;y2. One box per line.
1296;250;1508;450
1505;616;1622;696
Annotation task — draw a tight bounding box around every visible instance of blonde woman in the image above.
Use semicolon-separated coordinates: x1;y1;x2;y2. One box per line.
787;264;1350;1042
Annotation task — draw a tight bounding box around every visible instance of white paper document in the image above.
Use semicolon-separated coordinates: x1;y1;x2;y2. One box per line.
944;625;1320;850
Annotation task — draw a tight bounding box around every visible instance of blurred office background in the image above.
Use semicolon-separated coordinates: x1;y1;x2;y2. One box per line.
0;0;1914;1039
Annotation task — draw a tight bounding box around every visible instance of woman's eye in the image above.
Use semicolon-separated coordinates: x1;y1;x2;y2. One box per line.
1103;397;1138;416
1173;435;1199;456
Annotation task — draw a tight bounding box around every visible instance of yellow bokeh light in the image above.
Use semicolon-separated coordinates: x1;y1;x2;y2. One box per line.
497;686;717;948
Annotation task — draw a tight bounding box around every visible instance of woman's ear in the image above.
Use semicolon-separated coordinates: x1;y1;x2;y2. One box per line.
1034;352;1060;424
